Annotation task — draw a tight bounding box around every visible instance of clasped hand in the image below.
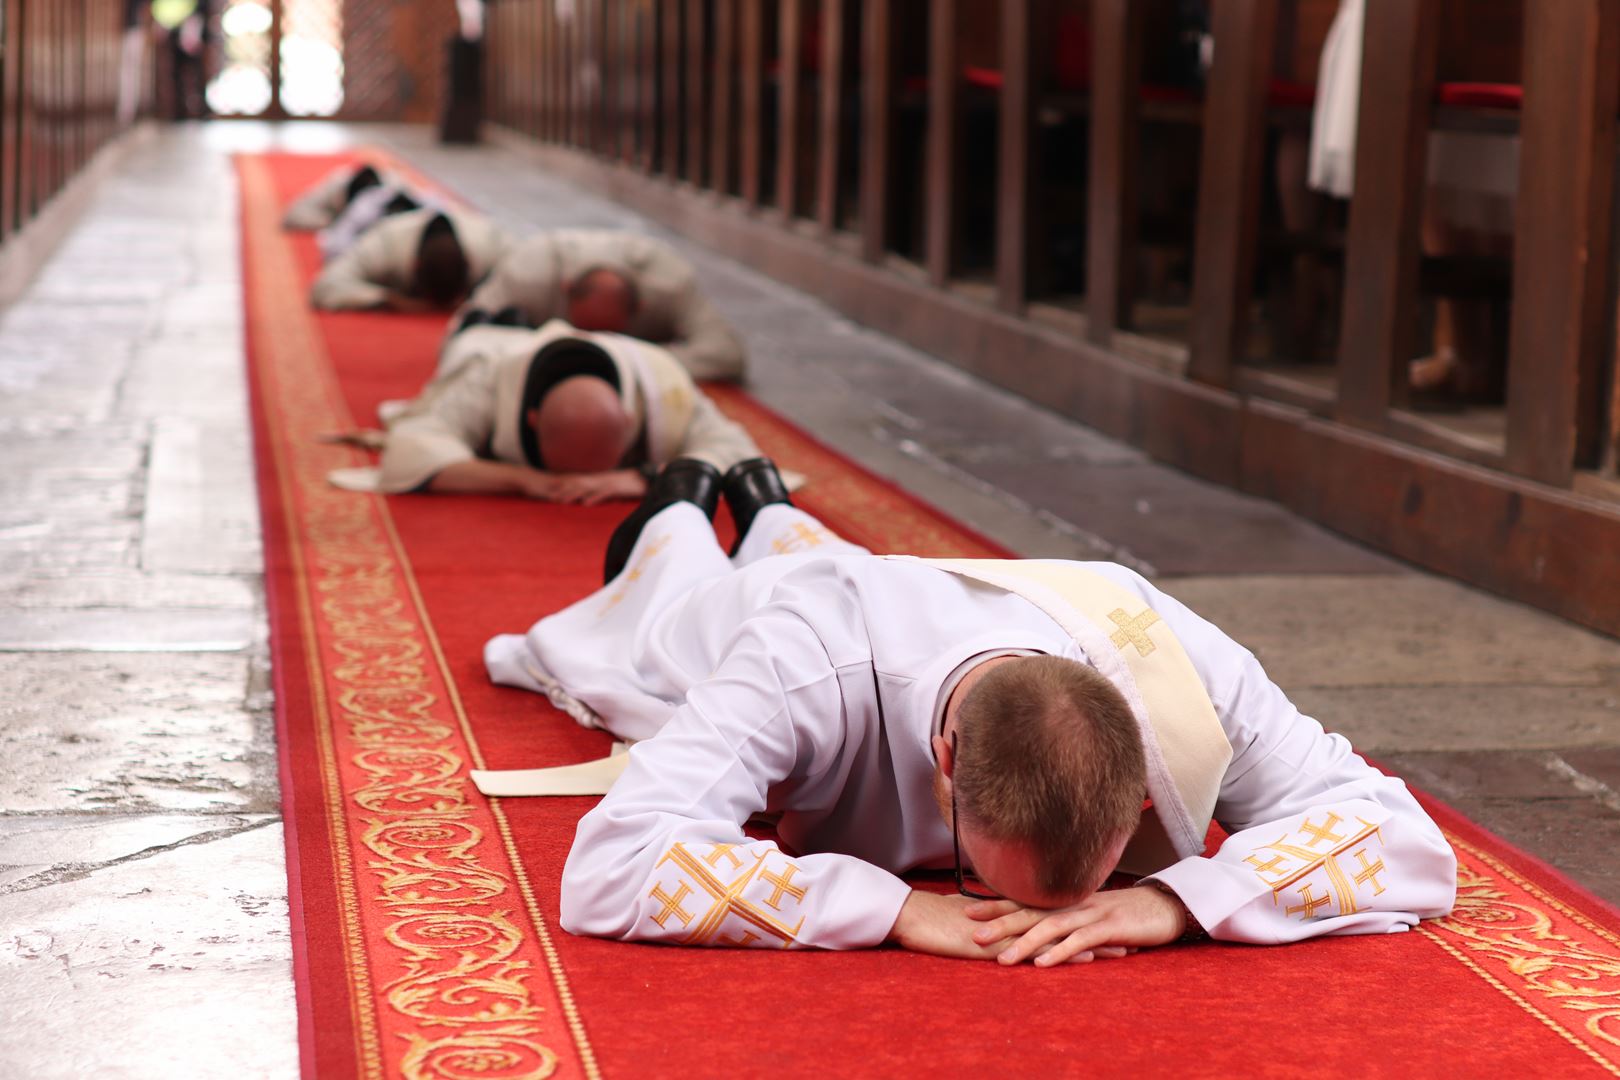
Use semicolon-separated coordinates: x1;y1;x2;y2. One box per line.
890;885;1187;968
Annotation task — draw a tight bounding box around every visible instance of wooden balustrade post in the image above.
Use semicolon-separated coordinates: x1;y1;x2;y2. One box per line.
816;0;845;230
661;0;683;175
923;0;959;286
1085;0;1142;342
1;0;21;238
1505;0;1620;486
1336;0;1439;428
711;0;736;193
995;0;1040;313
739;0;764;203
1187;0;1277;386
859;0;892;260
776;0;802;216
685;0;707;184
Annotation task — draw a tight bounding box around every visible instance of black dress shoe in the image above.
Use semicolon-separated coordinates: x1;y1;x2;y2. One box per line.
491;304;531;328
722;458;793;556
602;459;723;584
453;308;493;335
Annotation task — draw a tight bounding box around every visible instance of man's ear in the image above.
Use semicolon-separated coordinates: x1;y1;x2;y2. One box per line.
931;733;954;779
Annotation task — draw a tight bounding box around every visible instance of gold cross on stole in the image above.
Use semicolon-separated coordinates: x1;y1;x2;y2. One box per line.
1107;607;1162;657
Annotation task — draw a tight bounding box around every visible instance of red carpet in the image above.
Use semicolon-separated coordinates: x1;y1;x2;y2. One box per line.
243;151;1620;1079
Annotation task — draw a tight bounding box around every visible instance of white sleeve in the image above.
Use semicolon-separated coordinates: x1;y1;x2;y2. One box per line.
1144;643;1458;944
667;285;746;381
310;226;395;310
560;607;912;950
674;391;760;473
376;363;496;492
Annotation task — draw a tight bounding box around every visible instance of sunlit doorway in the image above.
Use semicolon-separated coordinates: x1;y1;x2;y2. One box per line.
208;0;344;117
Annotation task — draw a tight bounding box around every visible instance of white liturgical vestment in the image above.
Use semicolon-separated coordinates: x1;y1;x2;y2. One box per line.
485;505;1457;951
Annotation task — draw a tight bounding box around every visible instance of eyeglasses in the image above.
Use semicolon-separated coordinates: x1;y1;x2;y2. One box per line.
950;732;1001;901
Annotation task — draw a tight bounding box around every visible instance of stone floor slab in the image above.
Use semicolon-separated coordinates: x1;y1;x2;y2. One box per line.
0;813;273;892
0;609;258;652
0;651;272;814
118;341;250;423
141;418;261;575
1293;684;1620;754
0;571;257;611
0;823;297;1080
1165;575;1620;689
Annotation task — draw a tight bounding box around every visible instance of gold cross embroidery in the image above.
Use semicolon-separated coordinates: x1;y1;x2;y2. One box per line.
599;535;673;618
761;864;808;911
716;931;761;947
704;843;743;869
1256;816;1386;919
650;882;695;928
1107;608;1161;657
1353;849;1387;896
653;843;807;947
1299;813;1346;848
1245;853;1289;881
770;522;830;554
1285;883;1333;919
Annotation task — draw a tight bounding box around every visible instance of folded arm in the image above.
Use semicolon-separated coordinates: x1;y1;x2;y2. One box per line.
560;609;912;951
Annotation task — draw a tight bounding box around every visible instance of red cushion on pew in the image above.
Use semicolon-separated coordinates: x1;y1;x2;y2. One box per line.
1436;82;1523;109
1267;78;1316;107
963;65;1002;91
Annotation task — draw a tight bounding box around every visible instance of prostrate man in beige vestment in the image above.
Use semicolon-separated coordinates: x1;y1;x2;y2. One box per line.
353;321;758;505
283;162;403;231
311;208;509;313
455;230;746;381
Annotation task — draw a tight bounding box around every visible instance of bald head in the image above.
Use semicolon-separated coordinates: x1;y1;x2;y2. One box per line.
530;375;636;473
565;268;637;333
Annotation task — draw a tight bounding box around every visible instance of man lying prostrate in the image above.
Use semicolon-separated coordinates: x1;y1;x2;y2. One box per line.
360;321;758;504
283;162;407;231
311;208;508;313
454;229;746;381
480;459;1457;962
317;178;437;262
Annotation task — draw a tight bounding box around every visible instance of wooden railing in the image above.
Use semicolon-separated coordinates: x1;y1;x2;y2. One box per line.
0;0;137;252
482;0;1620;635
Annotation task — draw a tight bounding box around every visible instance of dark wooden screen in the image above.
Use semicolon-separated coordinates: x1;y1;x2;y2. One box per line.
480;0;1620;636
0;0;133;253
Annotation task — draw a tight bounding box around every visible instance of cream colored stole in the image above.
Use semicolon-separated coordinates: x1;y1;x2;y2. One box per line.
613;335;696;465
900;557;1232;876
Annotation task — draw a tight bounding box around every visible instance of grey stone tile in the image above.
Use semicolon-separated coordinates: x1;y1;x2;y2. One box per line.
1373;750;1586;801
0;651;270;814
118;341;249;423
0;813;271;892
1294;684;1620;754
0;571;257;611
0;823;297;1080
0;610;258;652
140;419;261;575
1164;575;1620;689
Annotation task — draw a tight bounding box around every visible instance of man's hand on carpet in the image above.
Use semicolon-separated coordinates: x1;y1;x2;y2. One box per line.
965;886;1184;968
888;890;1013;961
383;290;436;314
547;469;649;506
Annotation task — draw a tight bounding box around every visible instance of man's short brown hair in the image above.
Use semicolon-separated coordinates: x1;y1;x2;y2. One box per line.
953;655;1146;896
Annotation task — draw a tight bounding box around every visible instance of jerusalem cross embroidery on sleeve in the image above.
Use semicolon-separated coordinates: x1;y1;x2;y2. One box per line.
646;842;810;947
1243;812;1389;921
